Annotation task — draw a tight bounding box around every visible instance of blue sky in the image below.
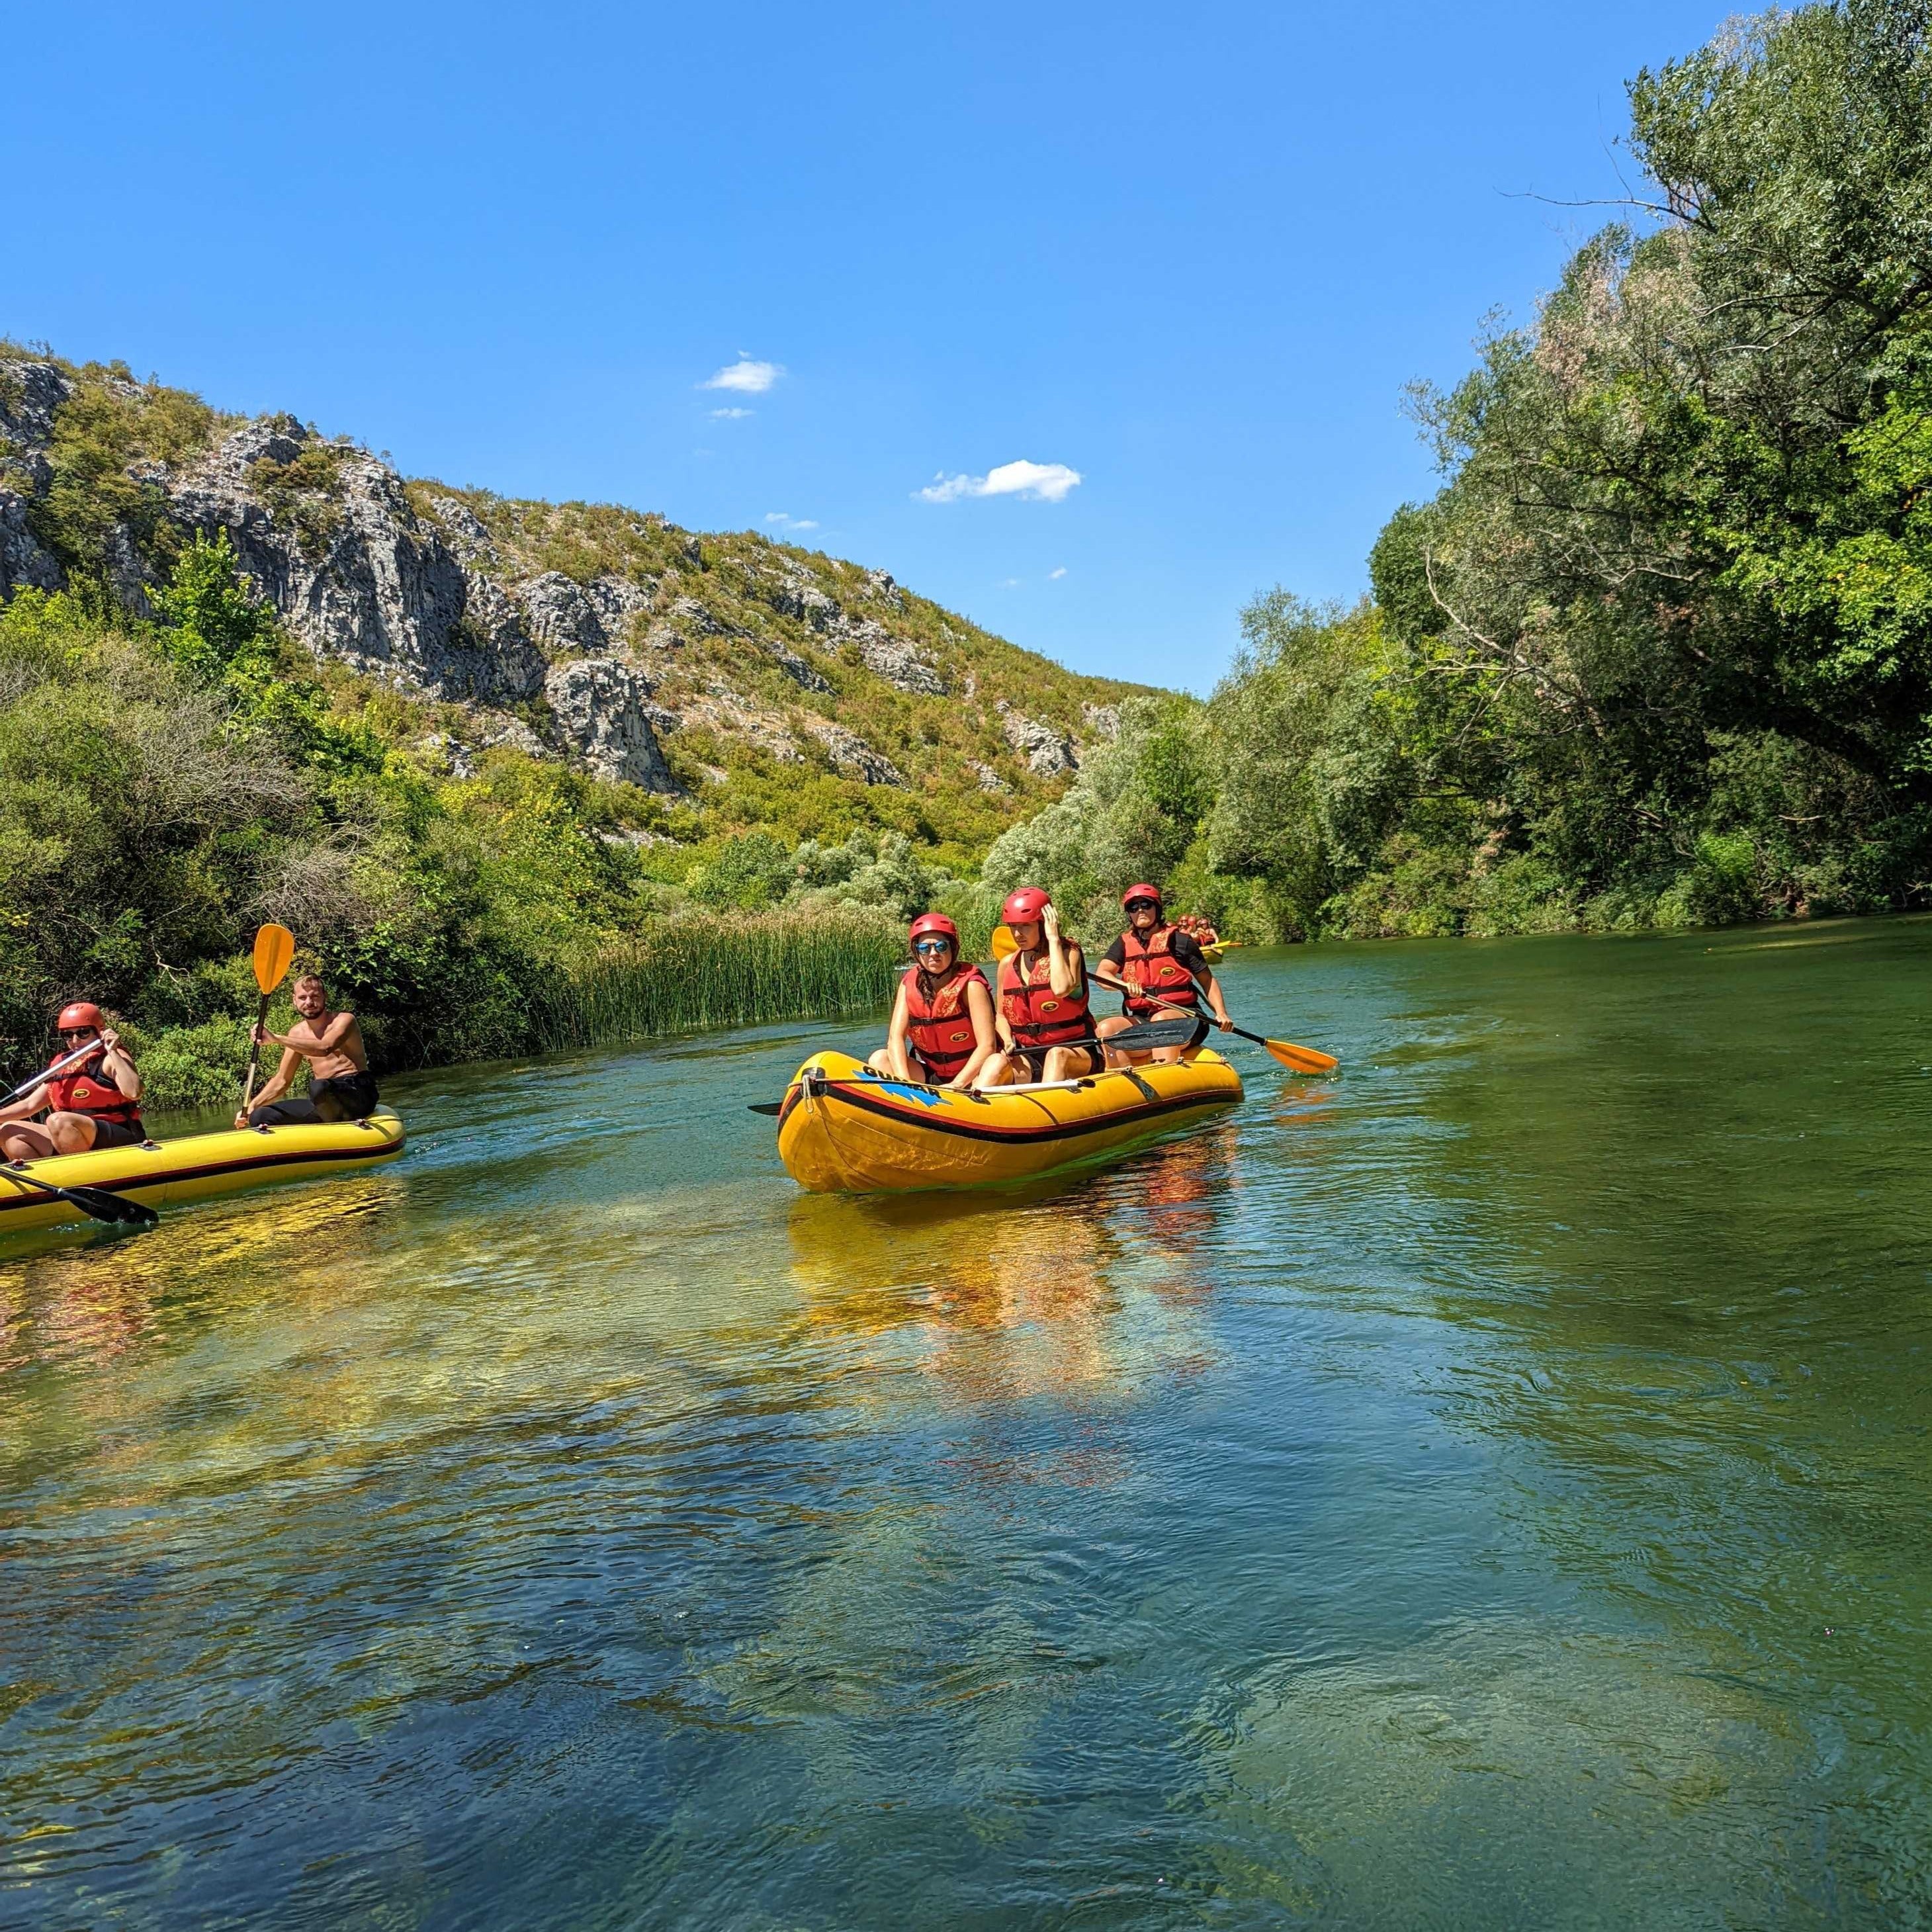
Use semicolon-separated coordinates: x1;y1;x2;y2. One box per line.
8;0;1724;690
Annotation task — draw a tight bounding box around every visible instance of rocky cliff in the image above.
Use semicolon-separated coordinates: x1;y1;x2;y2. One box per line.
0;349;1136;824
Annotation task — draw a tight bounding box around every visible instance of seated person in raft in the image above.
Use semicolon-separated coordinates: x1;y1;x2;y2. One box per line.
237;973;380;1128
977;887;1106;1087
869;913;998;1089
1094;883;1231;1067
0;1001;147;1160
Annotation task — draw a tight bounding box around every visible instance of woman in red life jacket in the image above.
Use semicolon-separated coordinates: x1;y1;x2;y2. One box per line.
1095;885;1231;1066
979;887;1105;1086
869;913;997;1089
0;1001;147;1160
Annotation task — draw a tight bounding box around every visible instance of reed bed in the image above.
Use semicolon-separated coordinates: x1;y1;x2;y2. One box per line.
529;908;906;1053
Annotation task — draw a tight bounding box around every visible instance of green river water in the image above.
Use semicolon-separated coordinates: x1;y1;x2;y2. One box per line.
3;919;1931;1929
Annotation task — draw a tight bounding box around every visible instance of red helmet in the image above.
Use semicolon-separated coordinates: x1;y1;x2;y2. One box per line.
1001;887;1050;926
908;912;959;948
56;1000;105;1034
1121;883;1163;910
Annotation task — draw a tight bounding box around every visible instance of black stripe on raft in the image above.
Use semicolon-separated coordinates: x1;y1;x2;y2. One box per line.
0;1134;405;1219
812;1081;1233;1147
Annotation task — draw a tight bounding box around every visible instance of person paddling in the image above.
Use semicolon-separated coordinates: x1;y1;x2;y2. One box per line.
0;1002;147;1159
869;913;998;1089
238;974;379;1127
1096;884;1230;1066
980;887;1104;1087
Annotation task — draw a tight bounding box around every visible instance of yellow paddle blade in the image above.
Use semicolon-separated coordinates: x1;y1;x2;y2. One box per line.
1264;1037;1339;1075
989;924;1018;959
252;923;296;995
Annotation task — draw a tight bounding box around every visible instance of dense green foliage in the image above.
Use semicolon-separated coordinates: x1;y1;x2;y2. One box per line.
990;0;1932;942
0;543;915;1108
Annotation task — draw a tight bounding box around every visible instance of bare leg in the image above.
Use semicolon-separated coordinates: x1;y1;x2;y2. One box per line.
1040;1045;1102;1084
45;1112;102;1154
0;1122;58;1162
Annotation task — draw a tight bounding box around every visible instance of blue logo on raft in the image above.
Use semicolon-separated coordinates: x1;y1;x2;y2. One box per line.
859;1076;947;1109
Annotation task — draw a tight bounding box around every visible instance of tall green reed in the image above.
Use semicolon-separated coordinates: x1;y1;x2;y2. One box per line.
529;908;905;1052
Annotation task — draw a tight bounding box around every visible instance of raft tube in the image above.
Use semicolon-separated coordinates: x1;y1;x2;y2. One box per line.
775;1050;1241;1193
0;1109;406;1237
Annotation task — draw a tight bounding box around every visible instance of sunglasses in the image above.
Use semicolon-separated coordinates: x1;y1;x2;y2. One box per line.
912;938;954;955
1125;899;1160;913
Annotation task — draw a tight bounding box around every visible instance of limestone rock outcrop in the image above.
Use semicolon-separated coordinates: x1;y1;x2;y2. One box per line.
0;350;1133;808
543;658;676;791
996;701;1078;776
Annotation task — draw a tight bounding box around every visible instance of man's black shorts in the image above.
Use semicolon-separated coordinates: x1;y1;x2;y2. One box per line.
249;1072;380;1129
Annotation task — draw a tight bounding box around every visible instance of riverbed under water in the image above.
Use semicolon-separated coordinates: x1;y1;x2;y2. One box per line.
3;919;1930;1929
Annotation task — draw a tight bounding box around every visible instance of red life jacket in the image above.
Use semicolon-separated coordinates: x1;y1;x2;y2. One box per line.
997;947;1094;1049
901;963;990;1080
44;1051;142;1129
1118;924;1202;1018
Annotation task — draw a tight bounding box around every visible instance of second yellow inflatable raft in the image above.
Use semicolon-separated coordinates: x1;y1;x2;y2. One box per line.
0;1110;407;1238
775;1050;1241;1193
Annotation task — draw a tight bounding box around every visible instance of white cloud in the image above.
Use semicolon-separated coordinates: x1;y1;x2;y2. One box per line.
1049;566;1067;580
918;459;1082;505
702;358;783;394
765;511;818;531
710;406;754;419
999;577;1021;588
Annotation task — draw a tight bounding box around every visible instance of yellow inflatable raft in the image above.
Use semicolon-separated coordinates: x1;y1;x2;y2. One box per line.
775;1050;1241;1193
0;1110;406;1237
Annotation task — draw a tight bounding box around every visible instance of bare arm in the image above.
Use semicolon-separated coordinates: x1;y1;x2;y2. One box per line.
0;1082;50;1125
242;1046;302;1120
1192;961;1231;1027
97;1034;140;1102
260;1011;357;1057
1040;904;1080;996
885;986;918;1084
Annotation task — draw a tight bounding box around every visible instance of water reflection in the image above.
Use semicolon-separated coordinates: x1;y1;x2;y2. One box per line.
786;1129;1241;1411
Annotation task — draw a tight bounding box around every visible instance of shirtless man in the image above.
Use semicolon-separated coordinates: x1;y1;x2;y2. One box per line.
237;974;380;1128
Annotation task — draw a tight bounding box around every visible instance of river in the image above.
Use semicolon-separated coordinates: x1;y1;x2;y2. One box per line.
3;918;1930;1928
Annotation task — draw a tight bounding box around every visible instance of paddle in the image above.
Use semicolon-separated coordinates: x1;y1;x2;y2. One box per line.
1206;1014;1337;1075
240;924;296;1119
993;923;1339;1074
746;1014;1206;1113
0;1165;159;1229
1;1038;105;1108
1162;963;1339;1075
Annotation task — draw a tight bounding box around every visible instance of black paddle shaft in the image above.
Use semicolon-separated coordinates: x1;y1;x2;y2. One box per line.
0;1166;157;1228
240;993;271;1112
